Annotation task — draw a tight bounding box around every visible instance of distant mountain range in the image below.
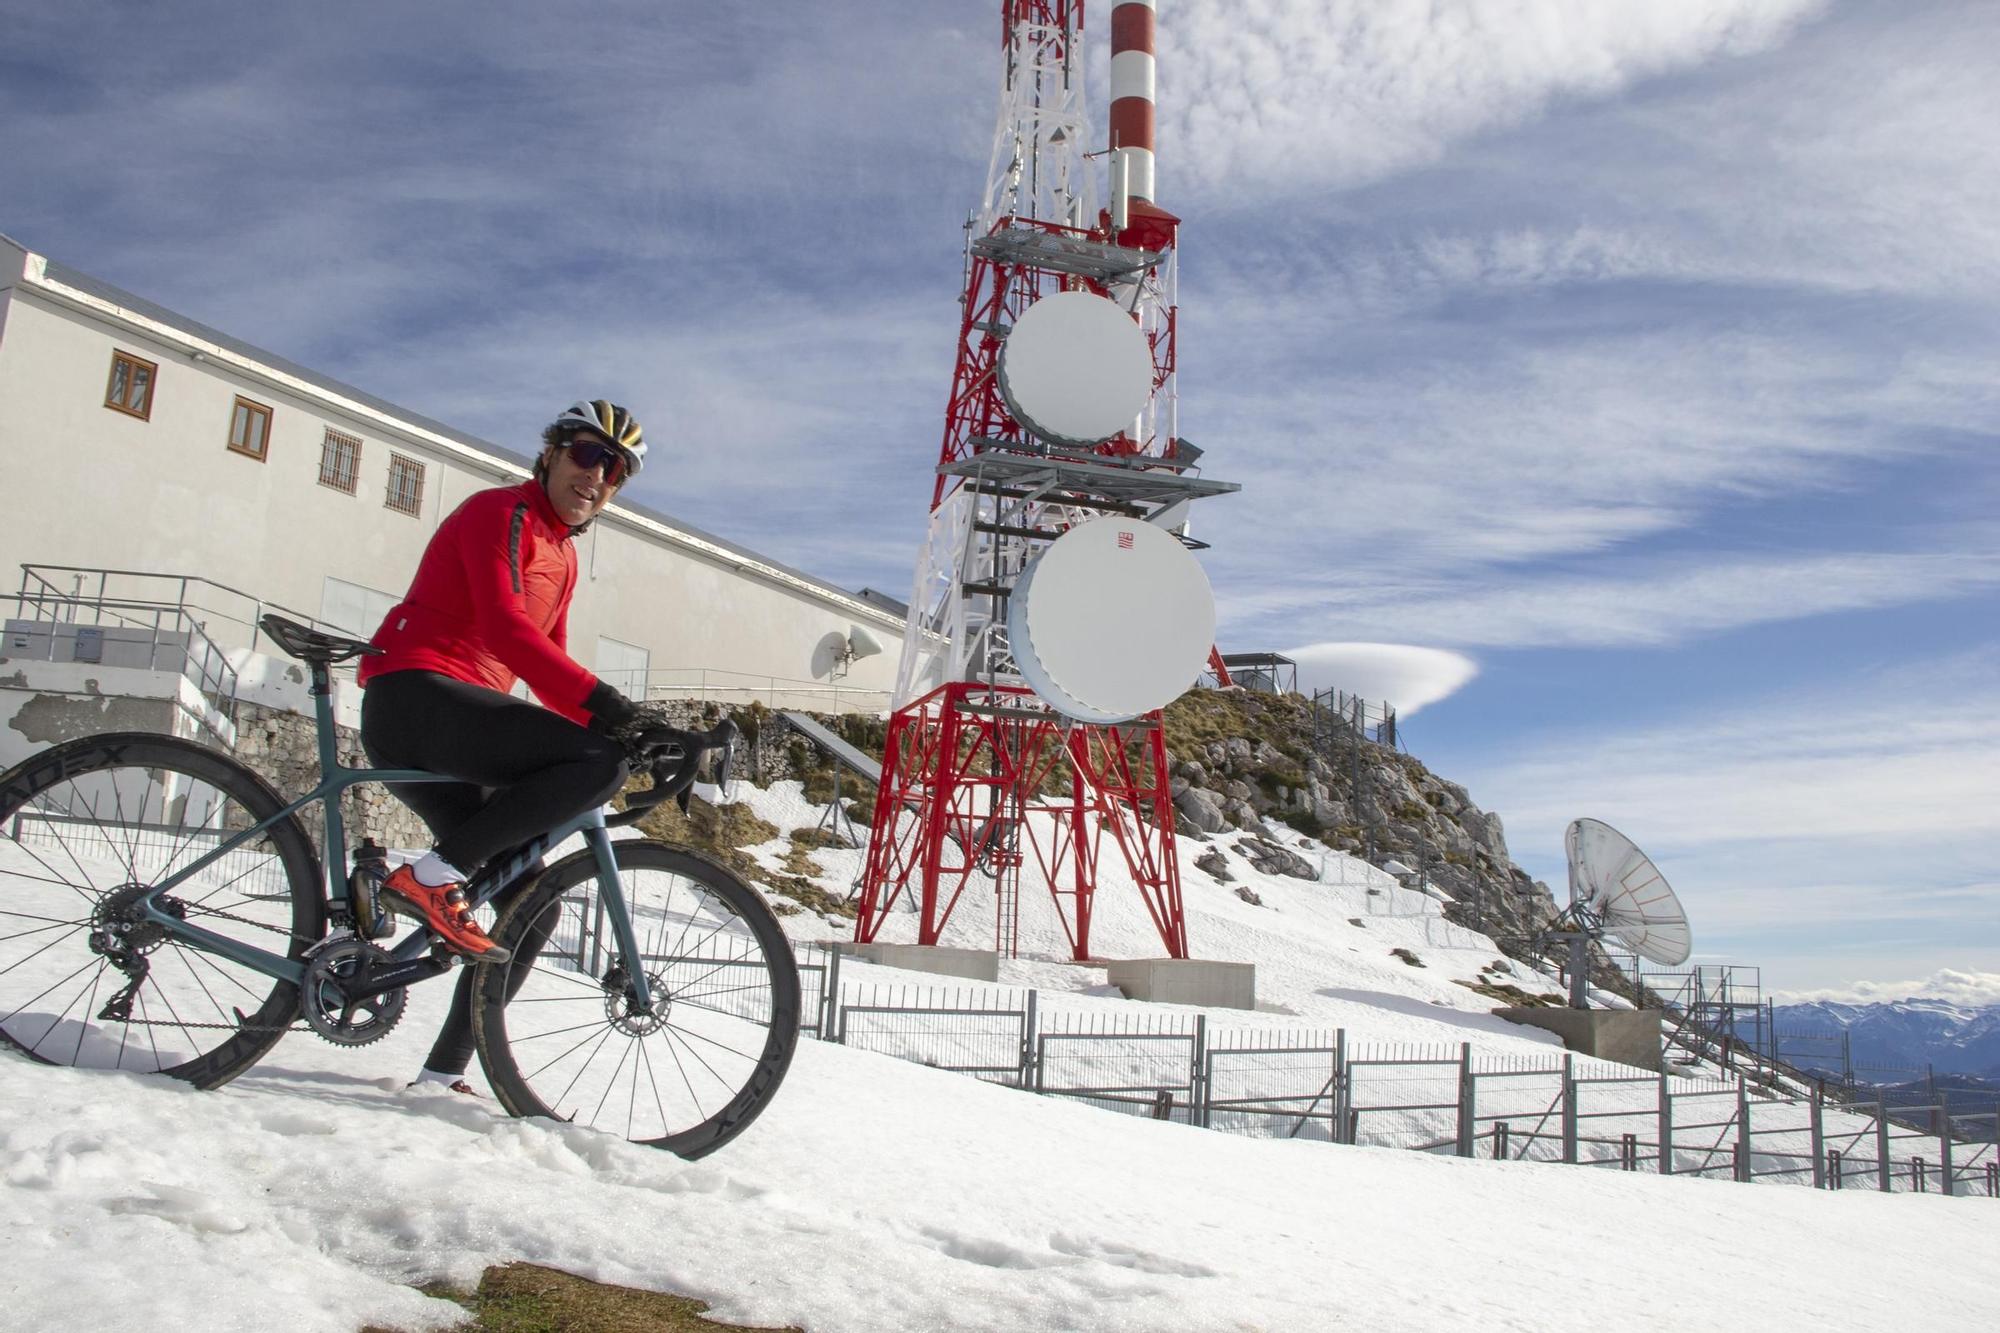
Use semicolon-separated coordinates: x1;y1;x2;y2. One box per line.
1768;999;2000;1081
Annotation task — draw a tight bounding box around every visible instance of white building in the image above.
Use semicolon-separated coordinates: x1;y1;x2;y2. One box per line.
0;233;903;765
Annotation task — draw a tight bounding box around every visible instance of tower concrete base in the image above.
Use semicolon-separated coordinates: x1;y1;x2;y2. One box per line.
833;943;999;982
1105;959;1256;1010
1496;1006;1663;1071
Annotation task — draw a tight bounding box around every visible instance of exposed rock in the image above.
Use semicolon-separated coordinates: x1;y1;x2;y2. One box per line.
1194;847;1232;881
1237;835;1318;881
1234;885;1264;907
1173;785;1228;834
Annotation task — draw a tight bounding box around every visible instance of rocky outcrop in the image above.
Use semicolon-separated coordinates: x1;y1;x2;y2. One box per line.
1160;688;1563;955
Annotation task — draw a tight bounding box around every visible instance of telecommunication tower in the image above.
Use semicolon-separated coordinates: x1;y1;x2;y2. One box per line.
855;0;1236;961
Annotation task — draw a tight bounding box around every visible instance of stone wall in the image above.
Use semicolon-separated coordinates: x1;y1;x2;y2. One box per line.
230;701;429;853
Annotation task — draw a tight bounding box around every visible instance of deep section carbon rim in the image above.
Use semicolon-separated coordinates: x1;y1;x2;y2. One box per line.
474;840;799;1157
0;733;320;1086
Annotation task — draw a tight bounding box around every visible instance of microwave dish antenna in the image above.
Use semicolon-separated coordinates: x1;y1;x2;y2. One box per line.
998;290;1156;446
1007;516;1215;725
1546;817;1691;1008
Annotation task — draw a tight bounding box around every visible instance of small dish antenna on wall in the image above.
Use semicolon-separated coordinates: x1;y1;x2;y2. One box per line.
1547;818;1691;1008
831;625;885;680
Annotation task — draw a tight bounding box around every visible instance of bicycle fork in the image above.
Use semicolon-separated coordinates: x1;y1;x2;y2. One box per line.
582;814;656;1014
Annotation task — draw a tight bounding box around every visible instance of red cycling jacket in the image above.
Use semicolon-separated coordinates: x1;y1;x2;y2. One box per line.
359;478;600;724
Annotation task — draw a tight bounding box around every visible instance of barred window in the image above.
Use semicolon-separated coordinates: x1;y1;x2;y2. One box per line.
105;349;157;420
227;396;272;461
384;453;425;517
318;428;361;494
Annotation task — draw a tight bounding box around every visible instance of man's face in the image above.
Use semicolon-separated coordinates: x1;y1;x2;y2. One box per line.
542;432;624;526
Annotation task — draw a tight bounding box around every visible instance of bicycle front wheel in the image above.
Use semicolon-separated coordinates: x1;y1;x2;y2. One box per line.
472;840;799;1158
0;732;321;1086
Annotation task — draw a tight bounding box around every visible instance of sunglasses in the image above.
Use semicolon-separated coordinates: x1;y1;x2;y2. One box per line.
560;438;629;486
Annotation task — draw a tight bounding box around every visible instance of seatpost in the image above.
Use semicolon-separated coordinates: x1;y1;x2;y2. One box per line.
309;661;348;879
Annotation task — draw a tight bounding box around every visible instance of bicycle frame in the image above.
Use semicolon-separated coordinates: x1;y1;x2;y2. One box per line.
128;662;654;1009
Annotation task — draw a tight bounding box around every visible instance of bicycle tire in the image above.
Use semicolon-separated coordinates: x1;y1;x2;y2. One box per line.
0;732;322;1087
472;839;799;1158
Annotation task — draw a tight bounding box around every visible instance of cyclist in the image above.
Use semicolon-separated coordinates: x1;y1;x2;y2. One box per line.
358;399;649;1090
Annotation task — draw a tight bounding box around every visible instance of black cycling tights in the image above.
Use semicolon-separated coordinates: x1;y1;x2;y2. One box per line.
359;669;628;874
360;670;629;1076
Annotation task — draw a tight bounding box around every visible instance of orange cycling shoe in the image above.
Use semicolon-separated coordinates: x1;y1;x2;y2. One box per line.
379;866;513;964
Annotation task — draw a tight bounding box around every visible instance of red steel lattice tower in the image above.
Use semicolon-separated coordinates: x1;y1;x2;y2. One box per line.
854;1;1236;962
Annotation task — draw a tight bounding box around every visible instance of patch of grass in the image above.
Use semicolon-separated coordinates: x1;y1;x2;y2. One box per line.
1390;947;1425;968
627;788;854;920
371;1262;802;1333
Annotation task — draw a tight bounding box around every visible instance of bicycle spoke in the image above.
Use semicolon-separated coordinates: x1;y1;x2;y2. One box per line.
552;1026;619;1109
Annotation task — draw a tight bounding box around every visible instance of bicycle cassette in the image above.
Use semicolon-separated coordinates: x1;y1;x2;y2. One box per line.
301;938;407;1046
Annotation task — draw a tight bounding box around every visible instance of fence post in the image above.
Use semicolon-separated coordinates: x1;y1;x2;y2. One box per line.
1456;1043;1474;1158
1657;1071;1674;1176
1333;1029;1348;1144
1017;988;1038;1089
1621;1133;1638;1171
1935;1103;1955;1198
1192;1014;1209;1128
1561;1055;1578;1165
822;944;843;1040
1875;1102;1892;1192
1912;1158;1927;1193
1828;1149;1843;1189
1735;1084;1753;1183
1809;1092;1825;1189
1493;1122;1509;1160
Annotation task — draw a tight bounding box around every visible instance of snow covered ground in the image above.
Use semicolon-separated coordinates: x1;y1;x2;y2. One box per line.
4;780;1998;1331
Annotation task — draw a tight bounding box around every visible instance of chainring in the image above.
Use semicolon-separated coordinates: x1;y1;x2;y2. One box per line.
301;938;407;1046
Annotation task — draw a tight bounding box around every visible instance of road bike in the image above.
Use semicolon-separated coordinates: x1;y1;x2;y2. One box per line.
0;614;799;1158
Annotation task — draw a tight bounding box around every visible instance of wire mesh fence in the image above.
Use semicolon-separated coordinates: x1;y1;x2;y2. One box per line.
787;967;2000;1205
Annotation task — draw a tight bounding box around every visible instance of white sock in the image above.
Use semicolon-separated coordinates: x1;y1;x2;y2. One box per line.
411;851;466;888
414;1067;465;1086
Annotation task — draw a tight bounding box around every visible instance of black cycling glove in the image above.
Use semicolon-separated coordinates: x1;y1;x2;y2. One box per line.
583;680;639;734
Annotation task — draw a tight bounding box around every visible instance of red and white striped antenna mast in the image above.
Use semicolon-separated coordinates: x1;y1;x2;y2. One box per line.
857;0;1236;962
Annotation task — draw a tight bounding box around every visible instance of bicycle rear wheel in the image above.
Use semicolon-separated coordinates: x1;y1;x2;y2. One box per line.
0;732;321;1086
472;840;799;1158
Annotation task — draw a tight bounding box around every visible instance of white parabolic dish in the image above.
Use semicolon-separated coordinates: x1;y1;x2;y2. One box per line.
1007;517;1215;724
998;290;1156;446
1565;817;1692;967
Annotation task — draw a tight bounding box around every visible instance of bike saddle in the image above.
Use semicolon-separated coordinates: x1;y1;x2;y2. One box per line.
258;613;384;666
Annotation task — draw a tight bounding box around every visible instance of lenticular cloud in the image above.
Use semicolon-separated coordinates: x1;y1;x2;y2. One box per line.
1282;642;1479;716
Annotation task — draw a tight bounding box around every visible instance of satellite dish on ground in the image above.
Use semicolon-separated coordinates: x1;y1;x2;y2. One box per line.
1547;817;1692;1008
998;290;1155;446
1007;516;1214;724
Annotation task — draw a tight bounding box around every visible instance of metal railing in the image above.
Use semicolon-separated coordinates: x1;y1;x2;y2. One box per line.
638;667;890;716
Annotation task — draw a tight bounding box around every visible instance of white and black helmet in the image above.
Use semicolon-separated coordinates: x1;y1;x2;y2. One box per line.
552;399;647;479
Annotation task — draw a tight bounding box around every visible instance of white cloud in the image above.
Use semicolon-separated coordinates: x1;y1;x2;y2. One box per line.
1156;0;1827;201
1458;653;2000;988
1279;642;1478;716
1289;548;2000;651
1773;969;2000;1008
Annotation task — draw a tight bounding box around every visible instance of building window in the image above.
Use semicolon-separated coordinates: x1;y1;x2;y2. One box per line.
318;428;361;494
105;350;157;420
384;453;425;517
227;396;273;460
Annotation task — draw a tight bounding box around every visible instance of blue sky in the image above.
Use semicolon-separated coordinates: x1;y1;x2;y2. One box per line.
5;1;1995;1001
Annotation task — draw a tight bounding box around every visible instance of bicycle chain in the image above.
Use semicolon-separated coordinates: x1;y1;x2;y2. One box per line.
99;902;323;1033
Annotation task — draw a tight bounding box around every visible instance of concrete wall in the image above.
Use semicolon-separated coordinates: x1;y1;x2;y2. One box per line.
0;243;903;714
